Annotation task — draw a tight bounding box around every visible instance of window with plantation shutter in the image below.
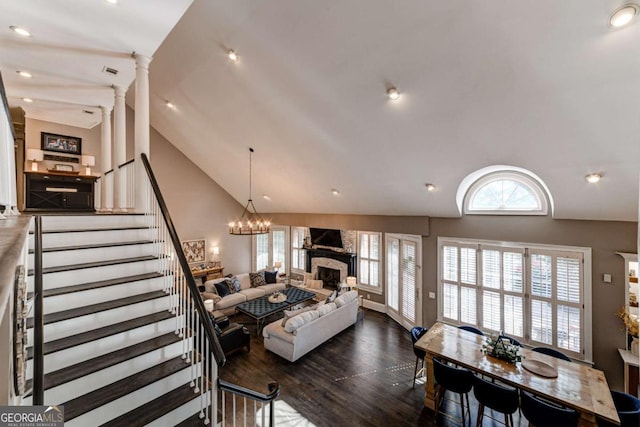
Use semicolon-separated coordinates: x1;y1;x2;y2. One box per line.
291;227;306;272
253;226;289;272
358;231;382;292
402;240;417;323
438;238;592;361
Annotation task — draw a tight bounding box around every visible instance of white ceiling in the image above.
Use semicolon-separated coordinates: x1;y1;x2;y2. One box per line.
3;1;640;221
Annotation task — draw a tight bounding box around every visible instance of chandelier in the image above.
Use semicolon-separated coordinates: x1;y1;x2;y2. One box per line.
229;148;271;235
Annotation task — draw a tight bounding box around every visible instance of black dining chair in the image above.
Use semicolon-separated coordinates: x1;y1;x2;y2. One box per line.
520;390;579;427
433;357;475;427
410;326;428;389
531;346;572;362
473;375;519;427
458;325;484;336
597;390;640;427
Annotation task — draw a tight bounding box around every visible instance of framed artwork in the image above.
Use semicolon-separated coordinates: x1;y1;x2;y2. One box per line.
41;132;82;155
182;239;206;263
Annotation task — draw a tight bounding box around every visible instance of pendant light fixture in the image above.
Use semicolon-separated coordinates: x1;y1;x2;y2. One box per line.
229;148;271;235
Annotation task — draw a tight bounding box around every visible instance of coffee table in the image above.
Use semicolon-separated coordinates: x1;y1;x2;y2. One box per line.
235;287;316;335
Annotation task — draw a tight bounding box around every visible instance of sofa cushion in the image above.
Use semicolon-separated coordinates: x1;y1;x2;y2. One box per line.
214;293;247;310
264;270;278;284
281;305;315;326
240;287;266;300
317;302;337;316
236;273;251;290
261;283;286;294
335;290;358;308
284;310;319;333
202;292;221;303
204;278;226;294
249;272;267;288
214;280;231;297
263;322;296;344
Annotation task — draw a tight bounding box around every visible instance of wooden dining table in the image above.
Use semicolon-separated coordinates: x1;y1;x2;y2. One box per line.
414;322;620;427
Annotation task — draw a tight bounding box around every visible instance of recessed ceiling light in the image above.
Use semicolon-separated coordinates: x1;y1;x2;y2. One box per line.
104;0;119;5
331;189;340;196
263;195;271;201
425;183;436;192
165;101;176;110
16;70;32;78
609;4;638;28
585;173;602;183
387;87;400;101
22;98;33;103
227;49;239;62
10;26;31;37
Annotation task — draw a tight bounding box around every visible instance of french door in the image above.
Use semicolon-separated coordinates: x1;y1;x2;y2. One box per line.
386;234;422;330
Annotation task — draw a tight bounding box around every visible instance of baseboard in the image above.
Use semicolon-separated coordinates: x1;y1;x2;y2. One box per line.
362;299;386;313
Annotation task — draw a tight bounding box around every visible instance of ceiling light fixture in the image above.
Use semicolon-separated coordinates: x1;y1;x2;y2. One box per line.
165;101;176;110
10;26;31;37
425;183;436;192
104;0;119;5
16;70;32;78
609;4;638;28
331;189;340;196
22;98;33;103
263;195;271;201
229;148;271;235
227;49;239;62
387;87;400;101
585;173;602;183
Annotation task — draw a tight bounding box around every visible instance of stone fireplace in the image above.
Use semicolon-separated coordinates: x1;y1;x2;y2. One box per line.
306;248;357;290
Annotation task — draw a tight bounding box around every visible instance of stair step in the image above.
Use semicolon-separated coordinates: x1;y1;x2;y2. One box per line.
30;226;149;235
27;311;174;359
176;411;211;426
101;381;202;427
26;290;167;329
25;332;182;395
28;239;155;253
28;272;164;299
63;356;192;422
27;255;159;276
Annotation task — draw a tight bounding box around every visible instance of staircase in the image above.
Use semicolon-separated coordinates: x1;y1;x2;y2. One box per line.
25;213;210;426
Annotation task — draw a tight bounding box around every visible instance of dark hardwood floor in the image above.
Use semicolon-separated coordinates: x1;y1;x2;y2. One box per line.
220;309;523;426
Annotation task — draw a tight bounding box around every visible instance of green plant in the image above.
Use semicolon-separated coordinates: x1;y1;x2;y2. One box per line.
482;335;522;364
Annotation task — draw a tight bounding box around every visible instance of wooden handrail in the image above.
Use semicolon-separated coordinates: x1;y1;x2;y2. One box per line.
139;153;226;366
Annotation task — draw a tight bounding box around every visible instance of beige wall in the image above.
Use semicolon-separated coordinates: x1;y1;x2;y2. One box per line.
129;109;251;274
24;118;101;173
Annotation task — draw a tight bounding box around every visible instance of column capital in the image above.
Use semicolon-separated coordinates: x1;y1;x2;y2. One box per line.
134;53;152;69
100;105;113;114
113;85;126;97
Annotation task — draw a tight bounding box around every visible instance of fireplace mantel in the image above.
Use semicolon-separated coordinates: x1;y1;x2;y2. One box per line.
305;248;357;277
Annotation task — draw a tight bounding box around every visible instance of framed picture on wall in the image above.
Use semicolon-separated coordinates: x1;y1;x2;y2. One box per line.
41;132;82;155
181;239;206;264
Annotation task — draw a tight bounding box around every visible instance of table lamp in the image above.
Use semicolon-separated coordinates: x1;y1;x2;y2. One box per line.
26;148;43;171
81;155;95;175
274;261;282;272
346;276;357;289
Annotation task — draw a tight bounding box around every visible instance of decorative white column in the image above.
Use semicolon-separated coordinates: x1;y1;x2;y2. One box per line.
134;54;152;213
113;85;127;212
99;105;113;211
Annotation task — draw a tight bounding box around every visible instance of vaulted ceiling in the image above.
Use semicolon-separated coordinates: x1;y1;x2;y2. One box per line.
3;1;640;221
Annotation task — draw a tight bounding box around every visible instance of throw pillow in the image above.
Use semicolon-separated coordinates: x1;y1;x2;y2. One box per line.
224;279;236;295
228;276;242;292
214;280;230;298
325;289;338;303
283;310;320;333
306;279;323;289
203;280;219;295
317;302;337;316
249;272;267;288
264;270;278;284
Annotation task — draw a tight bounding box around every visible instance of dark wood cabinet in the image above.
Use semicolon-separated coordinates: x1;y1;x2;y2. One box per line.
25;171;97;211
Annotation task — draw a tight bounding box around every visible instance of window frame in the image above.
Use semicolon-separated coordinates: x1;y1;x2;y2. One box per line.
290;226;307;275
464;171;549;216
437;237;592;362
357;231;383;294
252;225;289;273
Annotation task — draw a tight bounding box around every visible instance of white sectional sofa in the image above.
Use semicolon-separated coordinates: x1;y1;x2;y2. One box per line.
262;290;359;362
202;273;286;317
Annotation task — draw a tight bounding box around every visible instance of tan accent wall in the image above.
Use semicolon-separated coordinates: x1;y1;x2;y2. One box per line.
136;111;251;275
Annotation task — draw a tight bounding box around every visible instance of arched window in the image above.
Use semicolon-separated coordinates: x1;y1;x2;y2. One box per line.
462;170;550;215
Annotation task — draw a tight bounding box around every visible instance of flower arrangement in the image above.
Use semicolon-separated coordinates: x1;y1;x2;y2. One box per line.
482;334;522;364
616;306;639;337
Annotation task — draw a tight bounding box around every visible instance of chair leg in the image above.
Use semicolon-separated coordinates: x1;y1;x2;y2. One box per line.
413;356;419;389
459;393;465;427
476;402;484;427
